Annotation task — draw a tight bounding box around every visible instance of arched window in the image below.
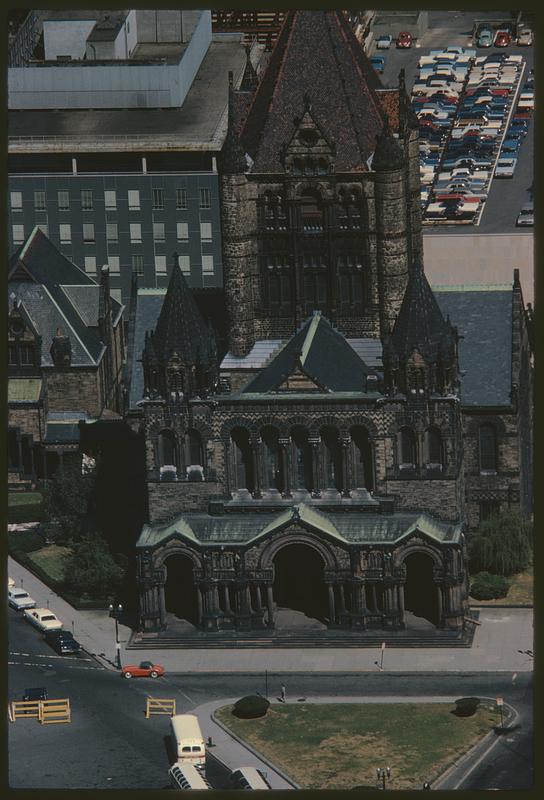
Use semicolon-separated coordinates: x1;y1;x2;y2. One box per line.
479;424;497;473
261;426;282;491
399;427;417;467
350;426;374;491
425;427;443;467
321;426;342;491
186;429;203;467
158;429;178;479
231;427;254;492
300;190;323;232
291;426;312;492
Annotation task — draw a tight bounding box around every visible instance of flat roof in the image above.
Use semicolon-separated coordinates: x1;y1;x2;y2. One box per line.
8;38;246;153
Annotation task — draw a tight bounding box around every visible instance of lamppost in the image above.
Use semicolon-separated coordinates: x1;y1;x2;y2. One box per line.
376;767;391;790
108;603;123;669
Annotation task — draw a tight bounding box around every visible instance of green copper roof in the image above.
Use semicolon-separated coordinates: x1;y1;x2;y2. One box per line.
136;503;461;550
8;378;42;403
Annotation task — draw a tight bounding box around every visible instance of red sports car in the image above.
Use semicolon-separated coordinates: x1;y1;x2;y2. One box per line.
396;31;412;49
121;661;165;679
494;31;511;47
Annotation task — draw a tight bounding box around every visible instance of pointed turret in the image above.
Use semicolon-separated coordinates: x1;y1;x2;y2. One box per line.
240;44;258;92
372;117;405;172
219;72;248;175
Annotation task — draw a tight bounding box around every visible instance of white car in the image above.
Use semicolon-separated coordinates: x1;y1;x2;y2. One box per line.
8;576;15;589
516;203;534;226
517;93;534;111
8;587;37;610
495;157;517;178
517;27;533;46
376;34;393;50
23;607;63;632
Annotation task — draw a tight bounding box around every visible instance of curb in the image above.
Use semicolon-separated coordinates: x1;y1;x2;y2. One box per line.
431;696;519;789
211;707;299;789
86;650;119;672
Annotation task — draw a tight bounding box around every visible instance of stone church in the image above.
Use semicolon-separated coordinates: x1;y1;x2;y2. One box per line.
126;11;532;635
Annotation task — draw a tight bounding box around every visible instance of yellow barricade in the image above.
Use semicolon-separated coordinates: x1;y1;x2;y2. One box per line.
10;700;41;721
146;697;176;719
39;699;71;725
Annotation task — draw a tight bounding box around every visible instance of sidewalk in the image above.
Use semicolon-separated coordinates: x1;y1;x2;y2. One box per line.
8;556;534;673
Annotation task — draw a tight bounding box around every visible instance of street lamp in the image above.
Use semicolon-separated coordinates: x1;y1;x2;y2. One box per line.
108;603;123;669
376;766;391;790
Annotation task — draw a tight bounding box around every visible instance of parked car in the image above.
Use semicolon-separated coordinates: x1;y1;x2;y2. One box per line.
8;588;37;610
495;157;517;177
376;34;393;50
8;576;15;589
494;30;511;47
501;138;522;153
370;56;385;74
396;31;412;49
517;93;534;111
517;27;533;46
122;661;166;679
516;203;534;226
23;607;63;632
477;27;494;47
44;629;82;655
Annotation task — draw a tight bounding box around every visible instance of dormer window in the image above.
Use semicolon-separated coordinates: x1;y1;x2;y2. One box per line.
9;317;25;337
299;128;318;147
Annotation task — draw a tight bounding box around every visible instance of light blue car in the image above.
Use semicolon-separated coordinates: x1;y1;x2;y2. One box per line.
477;28;494;47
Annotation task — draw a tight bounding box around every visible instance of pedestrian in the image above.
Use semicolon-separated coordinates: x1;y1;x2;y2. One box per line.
280;684;286;702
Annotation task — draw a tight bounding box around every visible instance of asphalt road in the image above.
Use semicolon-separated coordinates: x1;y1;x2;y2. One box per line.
8;608;533;790
374;11;534;234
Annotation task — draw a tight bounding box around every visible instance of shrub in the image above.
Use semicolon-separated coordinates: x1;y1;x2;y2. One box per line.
232;695;270;719
469;512;532;577
8;503;43;524
62;535;125;601
8;529;45;555
470;572;509;600
42;461;96;544
454;697;480;717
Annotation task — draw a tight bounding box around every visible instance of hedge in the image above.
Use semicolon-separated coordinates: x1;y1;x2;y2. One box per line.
454;697;480;717
233;695;270;719
470;572;509;600
8;529;45;554
8;504;44;524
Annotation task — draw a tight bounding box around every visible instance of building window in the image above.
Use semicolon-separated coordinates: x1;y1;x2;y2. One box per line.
108;256;120;273
179;255;190;274
202;255;214;274
106;223;118;241
34;191;46;211
200;222;212;241
84;256;96;274
479;424;497;473
321;426;342;491
57;191;70;210
83;223;95;242
425;427;443;467
130;223;142;243
176;188;187;210
230;427;254;492
399;427;417;467
19;343;34;366
153;222;165;241
480;500;500;522
300;189;323;232
8;343;17;366
155;255;167;274
152;188;164;210
350;426;373;491
176;222;189;240
291;427;312;492
128;190;140;210
81;190;93;210
132;256;144;276
104;190;117;209
199;188;211;209
10;191;23;210
59;223;71;243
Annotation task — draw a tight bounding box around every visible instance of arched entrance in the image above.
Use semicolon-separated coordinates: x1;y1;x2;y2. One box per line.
272;543;328;622
403;552;439;626
164;554;199;625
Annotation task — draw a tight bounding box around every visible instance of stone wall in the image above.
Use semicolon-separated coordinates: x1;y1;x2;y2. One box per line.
387;478;462;522
148;480;223;523
8;406;44;441
45;369;102;416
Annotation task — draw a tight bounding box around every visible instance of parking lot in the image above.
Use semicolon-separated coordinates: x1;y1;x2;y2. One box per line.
372;11;534;234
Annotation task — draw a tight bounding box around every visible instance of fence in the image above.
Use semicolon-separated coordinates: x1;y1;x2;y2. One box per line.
146;697;177;718
10;698;71;724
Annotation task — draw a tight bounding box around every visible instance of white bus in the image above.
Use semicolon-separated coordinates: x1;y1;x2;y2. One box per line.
170;714;206;766
230;767;272;790
169;763;211;790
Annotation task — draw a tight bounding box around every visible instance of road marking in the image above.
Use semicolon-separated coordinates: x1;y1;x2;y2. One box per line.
9;651;92;662
452;735;501;789
9;660;99;671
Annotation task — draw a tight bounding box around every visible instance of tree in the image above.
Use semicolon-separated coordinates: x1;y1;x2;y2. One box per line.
62;535;125;601
469;511;532;577
42;459;96;544
470;572;509;600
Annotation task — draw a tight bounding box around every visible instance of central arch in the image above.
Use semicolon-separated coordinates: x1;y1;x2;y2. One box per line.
163;554;199;625
272;543;328;622
403;552;439;626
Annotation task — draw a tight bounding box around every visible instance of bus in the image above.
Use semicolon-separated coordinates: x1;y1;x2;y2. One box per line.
230;767;272;790
169;763;211;790
170;714;206;766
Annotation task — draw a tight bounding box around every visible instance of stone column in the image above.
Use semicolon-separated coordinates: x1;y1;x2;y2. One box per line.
436;584;443;624
328;584;336;624
158;583;166;627
279;438;292;498
398;583;405;626
251;437;262;498
254;584;263;612
196;586;203;625
339;583;347;614
371;584;378;613
309;437;321;497
223;584;231;615
266;584;275;626
341;437;351;497
361;581;367;612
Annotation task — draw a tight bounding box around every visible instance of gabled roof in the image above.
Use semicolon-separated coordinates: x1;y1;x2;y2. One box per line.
8;227;95;287
150;262;213;367
392;261;453;363
242;312;377;394
240;11;386;172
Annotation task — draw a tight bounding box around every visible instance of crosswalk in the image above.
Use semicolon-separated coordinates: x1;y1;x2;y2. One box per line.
8;651;102;671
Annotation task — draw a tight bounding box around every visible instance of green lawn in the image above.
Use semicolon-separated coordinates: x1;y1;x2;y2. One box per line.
215;703;499;790
26;545;72;584
8;491;43;507
470;565;533;606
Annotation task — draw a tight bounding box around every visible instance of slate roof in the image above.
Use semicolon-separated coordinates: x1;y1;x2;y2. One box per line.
435;287;513;407
240;11;386;172
136;503;461;549
128;290;166;408
242;312;377;394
